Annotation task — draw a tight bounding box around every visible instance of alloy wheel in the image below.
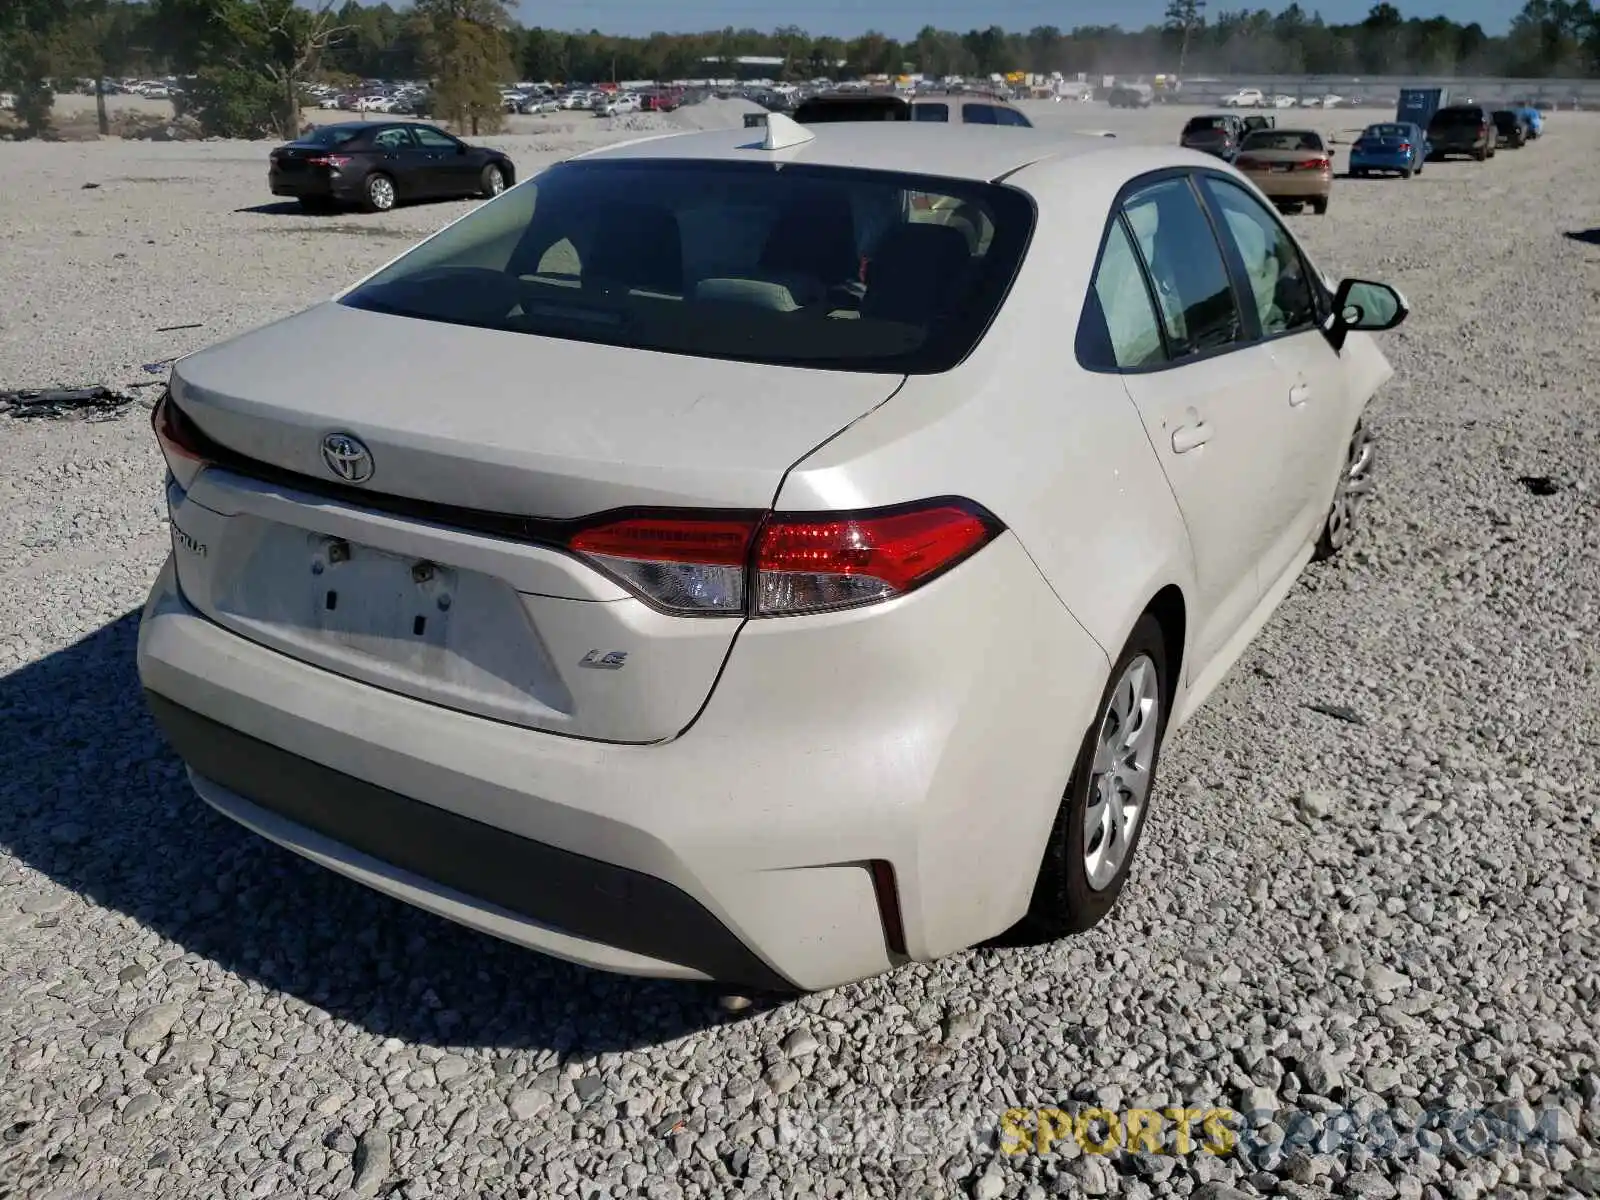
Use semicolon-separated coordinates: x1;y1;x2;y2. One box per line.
1324;422;1375;553
1083;654;1161;891
368;175;395;211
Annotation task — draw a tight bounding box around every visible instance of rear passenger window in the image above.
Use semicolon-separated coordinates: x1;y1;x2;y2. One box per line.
914;103;950;122
963;104;999;125
993;107;1029;127
1121;179;1243;358
1086;219;1166;370
1200;176;1318;336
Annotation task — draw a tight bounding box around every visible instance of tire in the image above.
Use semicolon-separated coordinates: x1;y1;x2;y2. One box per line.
1313;419;1375;561
1006;614;1170;942
1311;197;1328;214
1401;165;1413;179
1474;146;1487;162
479;163;506;198
361;172;396;213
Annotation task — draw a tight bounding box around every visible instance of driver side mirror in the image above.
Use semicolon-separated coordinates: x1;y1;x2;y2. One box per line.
1325;278;1408;351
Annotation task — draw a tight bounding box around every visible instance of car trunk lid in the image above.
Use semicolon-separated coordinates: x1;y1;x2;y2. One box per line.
271;141;345;172
164;301;903;743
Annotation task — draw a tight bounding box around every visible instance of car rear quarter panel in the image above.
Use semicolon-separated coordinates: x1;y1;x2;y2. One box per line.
776;153;1198;671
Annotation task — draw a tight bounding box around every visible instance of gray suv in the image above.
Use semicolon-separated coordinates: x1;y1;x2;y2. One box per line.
1426;105;1496;161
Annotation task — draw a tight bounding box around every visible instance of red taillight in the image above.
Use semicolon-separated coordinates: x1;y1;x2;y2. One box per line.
1300;156;1330;171
1397;142;1411;151
565;500;1002;618
307;154;352;168
568;516;753;614
753;503;997;616
151;392;210;491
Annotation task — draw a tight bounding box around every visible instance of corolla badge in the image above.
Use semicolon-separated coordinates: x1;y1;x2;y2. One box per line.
321;432;374;484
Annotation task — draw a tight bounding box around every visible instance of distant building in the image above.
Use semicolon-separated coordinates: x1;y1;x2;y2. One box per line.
701;56;788;81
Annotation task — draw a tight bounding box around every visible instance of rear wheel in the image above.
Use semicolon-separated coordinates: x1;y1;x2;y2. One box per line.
479;163;506;198
1314;419;1375;561
1474;146;1488;161
1007;615;1169;942
361;172;397;213
1311;196;1329;214
1401;165;1413;179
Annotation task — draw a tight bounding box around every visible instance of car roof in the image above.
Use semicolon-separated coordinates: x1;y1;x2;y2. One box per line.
572;121;1126;182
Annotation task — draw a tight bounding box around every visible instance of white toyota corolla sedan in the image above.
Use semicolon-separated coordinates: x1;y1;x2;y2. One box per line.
138;116;1407;992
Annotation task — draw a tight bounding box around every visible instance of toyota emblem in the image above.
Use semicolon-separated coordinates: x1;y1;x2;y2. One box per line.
321;432;374;484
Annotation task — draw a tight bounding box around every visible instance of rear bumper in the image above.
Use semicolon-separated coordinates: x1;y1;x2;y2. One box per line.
1244;172;1332;198
137;530;1107;991
268;172;362;200
1348;152;1412;170
146;690;788;988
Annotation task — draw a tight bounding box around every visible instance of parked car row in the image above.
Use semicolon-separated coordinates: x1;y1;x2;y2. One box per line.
1174;96;1548;217
1422;102;1542;161
1218;88;1347;109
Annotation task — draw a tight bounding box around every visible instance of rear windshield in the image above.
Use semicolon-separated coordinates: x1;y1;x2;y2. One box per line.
1363;124;1408;138
1184;117;1229;133
340;159;1036;374
1431;107;1483;126
297;125;362;148
1240;131;1324;152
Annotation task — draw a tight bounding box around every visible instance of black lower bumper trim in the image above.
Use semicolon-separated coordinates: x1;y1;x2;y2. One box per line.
144;691;791;990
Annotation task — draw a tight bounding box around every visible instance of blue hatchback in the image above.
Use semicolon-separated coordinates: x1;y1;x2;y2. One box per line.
1349;122;1428;177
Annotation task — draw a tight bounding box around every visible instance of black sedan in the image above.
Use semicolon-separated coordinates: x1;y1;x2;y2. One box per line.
268;122;515;214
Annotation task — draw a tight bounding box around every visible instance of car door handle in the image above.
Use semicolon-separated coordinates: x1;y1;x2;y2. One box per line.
1171;422;1212;454
1289;383;1311;407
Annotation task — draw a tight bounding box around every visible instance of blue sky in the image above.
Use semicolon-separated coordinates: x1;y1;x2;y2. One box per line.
504;0;1513;38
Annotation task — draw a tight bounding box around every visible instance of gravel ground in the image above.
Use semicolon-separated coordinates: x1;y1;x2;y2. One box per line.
1;104;1597;1200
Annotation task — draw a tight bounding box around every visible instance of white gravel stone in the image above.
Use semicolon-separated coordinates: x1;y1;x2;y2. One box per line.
123;1005;182;1051
507;1089;553;1120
